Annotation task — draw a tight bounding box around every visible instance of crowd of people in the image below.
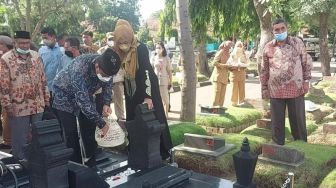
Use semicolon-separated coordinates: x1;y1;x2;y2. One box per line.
0;17;313;167
0;19;173;166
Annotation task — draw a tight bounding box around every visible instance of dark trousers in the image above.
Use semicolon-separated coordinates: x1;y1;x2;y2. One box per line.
270;95;307;145
56;110;97;167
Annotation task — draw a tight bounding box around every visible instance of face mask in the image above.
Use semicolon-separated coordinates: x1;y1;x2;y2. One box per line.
119;44;130;52
97;73;112;82
155;49;162;54
65;50;74;58
16;48;30;55
107;41;114;47
236;47;243;53
274;31;288;41
43;39;54;47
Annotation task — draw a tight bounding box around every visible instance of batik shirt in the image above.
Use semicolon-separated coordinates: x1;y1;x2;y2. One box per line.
52;54;113;128
260;36;312;99
0;50;50;116
38;43;64;92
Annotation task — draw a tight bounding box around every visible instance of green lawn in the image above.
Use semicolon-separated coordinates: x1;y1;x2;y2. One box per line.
196;107;262;128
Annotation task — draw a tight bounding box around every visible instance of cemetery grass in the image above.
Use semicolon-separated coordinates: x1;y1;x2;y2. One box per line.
319;169;336;188
241;119;318;142
305;80;336;107
305;92;336;107
196;107;262;129
254;141;336;188
308;126;336;146
174;133;266;178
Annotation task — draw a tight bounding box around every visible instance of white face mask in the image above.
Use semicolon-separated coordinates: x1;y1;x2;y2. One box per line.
97;73;112;82
155;49;162;55
107;41;114;47
16;48;30;55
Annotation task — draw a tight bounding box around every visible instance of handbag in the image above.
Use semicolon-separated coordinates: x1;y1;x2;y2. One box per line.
95;116;126;147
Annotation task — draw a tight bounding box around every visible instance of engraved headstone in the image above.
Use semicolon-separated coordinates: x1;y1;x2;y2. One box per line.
184;133;225;151
259;144;304;167
174;133;234;157
256;119;271;129
199;105;227;115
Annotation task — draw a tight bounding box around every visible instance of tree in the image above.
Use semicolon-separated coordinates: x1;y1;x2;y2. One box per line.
137;24;151;43
176;0;197;122
0;0;68;39
290;0;336;76
253;0;273;72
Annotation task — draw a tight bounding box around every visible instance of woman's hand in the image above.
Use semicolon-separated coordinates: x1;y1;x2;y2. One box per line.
100;124;109;137
144;98;154;109
102;105;112;117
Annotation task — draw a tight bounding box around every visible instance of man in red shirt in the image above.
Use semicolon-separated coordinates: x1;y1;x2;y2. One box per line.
260;18;312;145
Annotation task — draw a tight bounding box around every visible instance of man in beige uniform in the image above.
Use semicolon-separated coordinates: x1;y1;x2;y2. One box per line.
210;41;233;107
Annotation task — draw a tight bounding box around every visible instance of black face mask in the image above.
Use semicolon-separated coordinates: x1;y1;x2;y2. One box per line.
65;50;74;58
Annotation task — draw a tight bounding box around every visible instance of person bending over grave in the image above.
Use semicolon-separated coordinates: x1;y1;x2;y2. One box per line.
52;48;121;167
112;19;173;160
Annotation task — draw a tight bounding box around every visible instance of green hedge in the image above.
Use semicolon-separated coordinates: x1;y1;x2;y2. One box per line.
169;123;207;146
196;107;262;128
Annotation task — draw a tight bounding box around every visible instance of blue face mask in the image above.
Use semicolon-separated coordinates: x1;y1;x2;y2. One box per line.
16;48;30;55
274;31;288;41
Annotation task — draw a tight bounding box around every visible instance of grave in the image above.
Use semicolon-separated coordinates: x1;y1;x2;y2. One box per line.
323;122;336;134
199;105;227;115
174;133;234;157
256;119;271;129
126;104;165;170
258;144;305;168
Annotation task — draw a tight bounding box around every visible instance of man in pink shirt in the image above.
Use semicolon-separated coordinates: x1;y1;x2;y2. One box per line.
260;18;312;145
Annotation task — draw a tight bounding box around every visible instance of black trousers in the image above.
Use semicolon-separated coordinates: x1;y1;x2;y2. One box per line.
56;110;97;167
270;95;307;145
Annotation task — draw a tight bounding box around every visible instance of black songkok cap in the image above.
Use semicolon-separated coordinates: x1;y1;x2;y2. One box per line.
97;48;121;76
14;31;31;39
